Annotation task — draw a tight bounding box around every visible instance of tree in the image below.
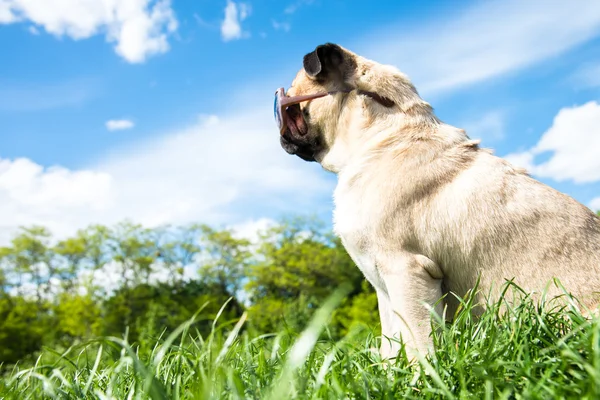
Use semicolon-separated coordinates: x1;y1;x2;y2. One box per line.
197;224;252;301
101;280;241;345
154;223;203;285
244;216;373;334
53;292;101;346
108;221;158;288
0;247;10;294
53;235;87;293
2;227;55;304
80;224;111;270
0;294;51;365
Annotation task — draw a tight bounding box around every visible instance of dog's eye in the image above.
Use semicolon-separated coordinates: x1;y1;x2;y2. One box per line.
302;107;310;117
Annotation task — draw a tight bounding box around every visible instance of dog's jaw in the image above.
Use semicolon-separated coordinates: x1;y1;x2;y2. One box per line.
280;133;317;162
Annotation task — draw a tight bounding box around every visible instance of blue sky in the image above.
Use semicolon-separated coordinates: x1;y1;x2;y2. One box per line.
1;0;600;243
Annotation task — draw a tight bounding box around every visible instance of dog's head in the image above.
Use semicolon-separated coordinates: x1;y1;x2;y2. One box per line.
277;43;433;172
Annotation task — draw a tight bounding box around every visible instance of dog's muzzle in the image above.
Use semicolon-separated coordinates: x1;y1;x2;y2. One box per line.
280;105;318;162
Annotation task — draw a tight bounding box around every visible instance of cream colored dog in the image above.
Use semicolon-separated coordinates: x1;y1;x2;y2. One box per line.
277;42;600;359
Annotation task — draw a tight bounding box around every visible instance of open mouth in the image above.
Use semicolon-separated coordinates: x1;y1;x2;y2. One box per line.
284;104;308;137
279;104;318;162
280;113;317;162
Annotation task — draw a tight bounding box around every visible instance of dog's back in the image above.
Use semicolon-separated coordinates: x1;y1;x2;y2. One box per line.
426;147;600;315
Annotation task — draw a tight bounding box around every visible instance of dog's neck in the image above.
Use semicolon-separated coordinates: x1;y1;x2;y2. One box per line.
318;103;468;174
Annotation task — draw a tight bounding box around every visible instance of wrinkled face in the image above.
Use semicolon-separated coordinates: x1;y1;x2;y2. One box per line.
278;43;356;163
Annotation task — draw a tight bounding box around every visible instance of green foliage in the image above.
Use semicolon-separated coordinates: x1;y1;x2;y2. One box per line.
0;215;376;370
102;281;241;345
108;221;160;288
332;279;380;336
197;224;252;298
0;226;53;303
245;216;368;334
53;293;102;344
53;235;87;292
1;287;599;399
0;295;51;365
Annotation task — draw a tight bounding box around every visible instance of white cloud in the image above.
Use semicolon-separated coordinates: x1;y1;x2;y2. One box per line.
590;197;600;212
272;19;290;32
284;0;314;15
0;0;16;23
571;62;600;89
0;157;113;244
0;0;178;63
221;0;250;41
503;151;535;174
106;119;135;131
462;110;505;143
193;13;214;30
230;217;276;243
0;110;334;245
359;0;600;96
503;101;600;184
284;4;297;14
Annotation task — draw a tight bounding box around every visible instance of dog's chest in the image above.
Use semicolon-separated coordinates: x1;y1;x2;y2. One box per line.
333;179;387;290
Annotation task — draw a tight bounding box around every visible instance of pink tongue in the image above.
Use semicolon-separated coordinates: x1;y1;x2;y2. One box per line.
286;106;308;136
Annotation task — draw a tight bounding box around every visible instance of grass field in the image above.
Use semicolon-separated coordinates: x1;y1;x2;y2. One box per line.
1;284;599;399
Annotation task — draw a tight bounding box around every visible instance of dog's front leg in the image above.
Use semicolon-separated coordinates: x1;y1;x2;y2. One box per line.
376;289;396;358
377;252;444;361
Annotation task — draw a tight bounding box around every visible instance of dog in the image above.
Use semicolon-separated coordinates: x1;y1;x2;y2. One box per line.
275;42;600;360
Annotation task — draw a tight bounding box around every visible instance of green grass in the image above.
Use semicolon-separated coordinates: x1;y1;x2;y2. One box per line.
2;285;600;399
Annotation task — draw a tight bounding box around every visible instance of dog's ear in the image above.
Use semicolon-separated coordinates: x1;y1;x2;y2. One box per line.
303;43;353;83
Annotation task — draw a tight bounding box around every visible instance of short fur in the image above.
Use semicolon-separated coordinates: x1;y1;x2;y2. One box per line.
279;43;600;359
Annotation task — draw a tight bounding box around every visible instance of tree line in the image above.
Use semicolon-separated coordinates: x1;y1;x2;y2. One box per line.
0;216;378;367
